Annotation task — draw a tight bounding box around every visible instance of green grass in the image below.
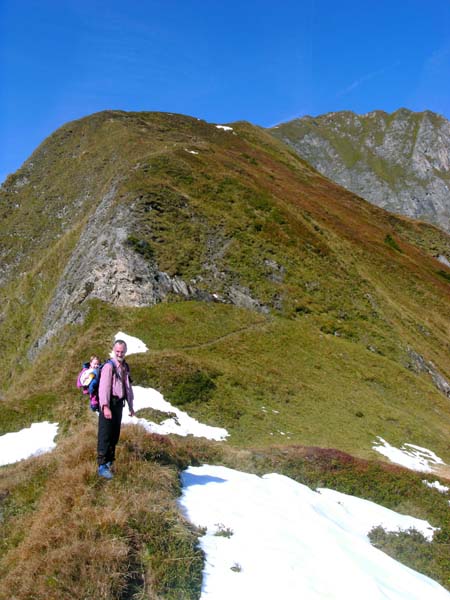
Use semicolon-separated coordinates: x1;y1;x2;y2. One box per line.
0;393;58;436
384;233;403;252
2;292;450;461
7;297;442;466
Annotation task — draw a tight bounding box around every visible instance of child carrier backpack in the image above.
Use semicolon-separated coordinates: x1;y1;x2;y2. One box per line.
77;362;101;411
77;359;130;412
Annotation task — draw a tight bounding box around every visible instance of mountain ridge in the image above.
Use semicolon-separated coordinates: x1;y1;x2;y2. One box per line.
270;108;450;233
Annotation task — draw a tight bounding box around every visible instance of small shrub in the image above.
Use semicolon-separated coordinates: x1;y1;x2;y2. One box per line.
135;407;178;424
437;269;450;283
369;526;450;589
126;236;154;260
214;524;234;538
169;371;217;406
384;234;402;252
294;305;311;315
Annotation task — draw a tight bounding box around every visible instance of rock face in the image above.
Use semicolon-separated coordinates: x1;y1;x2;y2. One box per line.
32;181;266;353
270;109;450;233
407;348;450;398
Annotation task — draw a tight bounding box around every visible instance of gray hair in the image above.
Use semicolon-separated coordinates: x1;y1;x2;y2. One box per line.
113;339;128;351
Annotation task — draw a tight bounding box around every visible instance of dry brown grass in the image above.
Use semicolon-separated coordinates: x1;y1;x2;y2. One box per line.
0;423;205;600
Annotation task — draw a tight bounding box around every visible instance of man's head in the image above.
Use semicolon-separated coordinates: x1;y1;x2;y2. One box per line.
113;339;127;362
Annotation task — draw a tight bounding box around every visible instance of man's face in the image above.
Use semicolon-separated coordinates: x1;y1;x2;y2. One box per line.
113;343;127;362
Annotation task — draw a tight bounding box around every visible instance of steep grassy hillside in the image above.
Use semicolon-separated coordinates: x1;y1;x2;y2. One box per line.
1;111;450;598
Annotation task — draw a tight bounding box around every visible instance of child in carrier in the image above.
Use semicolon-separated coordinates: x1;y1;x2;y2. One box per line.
77;355;101;411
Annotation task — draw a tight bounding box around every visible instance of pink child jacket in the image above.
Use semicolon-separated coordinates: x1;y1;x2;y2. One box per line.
98;359;134;412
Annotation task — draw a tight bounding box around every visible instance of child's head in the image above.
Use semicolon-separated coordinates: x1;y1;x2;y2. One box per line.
89;355;100;369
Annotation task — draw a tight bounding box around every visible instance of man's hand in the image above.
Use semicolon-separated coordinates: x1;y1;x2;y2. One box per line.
103;406;112;420
129;409;135;417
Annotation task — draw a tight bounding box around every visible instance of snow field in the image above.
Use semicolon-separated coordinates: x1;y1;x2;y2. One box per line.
179;464;450;600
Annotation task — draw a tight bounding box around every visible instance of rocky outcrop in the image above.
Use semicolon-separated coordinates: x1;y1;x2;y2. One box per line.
31;183;268;354
407;348;450;398
270;109;450;233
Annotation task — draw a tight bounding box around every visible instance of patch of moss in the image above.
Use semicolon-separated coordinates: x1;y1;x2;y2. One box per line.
384;233;402;252
437;269;450;283
126;236;154;260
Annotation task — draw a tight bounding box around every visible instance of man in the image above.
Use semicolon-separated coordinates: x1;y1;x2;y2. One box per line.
97;339;135;479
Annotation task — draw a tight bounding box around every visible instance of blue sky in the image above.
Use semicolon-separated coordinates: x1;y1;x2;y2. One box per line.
1;0;450;182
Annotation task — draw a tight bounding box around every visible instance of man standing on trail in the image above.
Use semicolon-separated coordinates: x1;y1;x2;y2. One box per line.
97;339;135;479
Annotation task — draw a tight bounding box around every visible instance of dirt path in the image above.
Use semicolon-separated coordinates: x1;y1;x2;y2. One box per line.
176;319;272;352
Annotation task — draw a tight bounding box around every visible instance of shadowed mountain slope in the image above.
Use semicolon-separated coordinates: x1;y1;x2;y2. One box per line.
270;108;450;233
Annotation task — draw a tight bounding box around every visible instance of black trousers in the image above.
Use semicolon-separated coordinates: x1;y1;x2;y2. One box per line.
97;399;124;466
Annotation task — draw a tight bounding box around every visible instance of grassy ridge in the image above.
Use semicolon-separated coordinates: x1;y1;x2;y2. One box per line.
1;295;449;595
0;425;205;600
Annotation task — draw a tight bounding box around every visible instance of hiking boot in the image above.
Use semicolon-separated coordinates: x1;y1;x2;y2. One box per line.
98;464;113;479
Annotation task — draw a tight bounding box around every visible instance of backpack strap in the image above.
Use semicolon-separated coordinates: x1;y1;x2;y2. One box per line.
105;358;129;379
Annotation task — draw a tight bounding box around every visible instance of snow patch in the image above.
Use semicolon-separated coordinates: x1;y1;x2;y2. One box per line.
423;480;449;493
437;255;450;267
122;385;228;441
216;125;233;131
114;331;148;355
373;437;446;473
184;148;199;155
317;487;436;541
0;422;59;466
179;465;449;600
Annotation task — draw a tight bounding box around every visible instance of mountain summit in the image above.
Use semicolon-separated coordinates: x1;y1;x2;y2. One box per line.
270;109;450;233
